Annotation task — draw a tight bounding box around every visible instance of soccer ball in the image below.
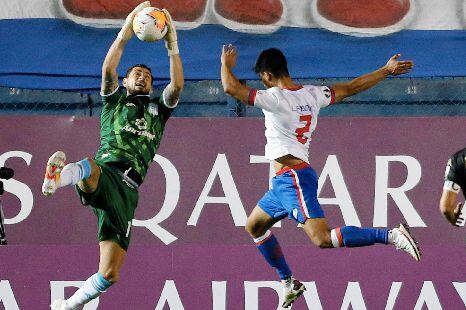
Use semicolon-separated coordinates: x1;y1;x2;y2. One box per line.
133;7;168;42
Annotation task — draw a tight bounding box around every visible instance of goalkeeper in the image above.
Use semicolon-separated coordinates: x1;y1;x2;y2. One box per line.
42;2;183;309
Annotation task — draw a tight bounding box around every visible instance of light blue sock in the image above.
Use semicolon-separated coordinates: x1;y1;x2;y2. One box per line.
76;159;92;180
66;272;112;309
59;158;92;187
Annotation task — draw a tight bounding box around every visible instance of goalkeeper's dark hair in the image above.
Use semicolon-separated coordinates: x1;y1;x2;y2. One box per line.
254;48;290;78
126;64;153;82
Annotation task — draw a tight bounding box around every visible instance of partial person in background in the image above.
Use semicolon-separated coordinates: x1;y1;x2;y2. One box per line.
0;166;14;245
440;148;465;226
221;44;420;308
42;2;183;309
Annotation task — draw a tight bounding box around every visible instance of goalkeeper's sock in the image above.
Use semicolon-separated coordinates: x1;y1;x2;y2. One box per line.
65;272;112;309
59;159;92;187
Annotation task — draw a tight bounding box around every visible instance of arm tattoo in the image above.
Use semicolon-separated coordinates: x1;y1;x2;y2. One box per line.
101;73;118;95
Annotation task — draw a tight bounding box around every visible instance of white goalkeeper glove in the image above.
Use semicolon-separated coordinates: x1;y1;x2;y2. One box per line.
162;9;179;56
117;1;151;42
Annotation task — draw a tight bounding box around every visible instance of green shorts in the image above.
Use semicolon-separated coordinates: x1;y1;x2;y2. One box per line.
76;160;139;251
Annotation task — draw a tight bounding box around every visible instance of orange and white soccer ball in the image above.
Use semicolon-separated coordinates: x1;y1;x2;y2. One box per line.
133;7;168;42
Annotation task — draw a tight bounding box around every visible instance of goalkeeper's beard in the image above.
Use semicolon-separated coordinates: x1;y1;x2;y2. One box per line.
130;89;150;96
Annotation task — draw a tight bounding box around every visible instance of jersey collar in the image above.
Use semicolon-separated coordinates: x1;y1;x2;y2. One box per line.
283;85;303;91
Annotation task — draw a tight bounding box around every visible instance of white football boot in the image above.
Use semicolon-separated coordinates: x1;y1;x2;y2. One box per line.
391;223;421;261
42;151;66;196
282;277;306;308
50;299;67;310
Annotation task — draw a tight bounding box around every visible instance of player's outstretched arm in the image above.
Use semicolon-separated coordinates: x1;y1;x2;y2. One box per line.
221;44;250;104
101;1;150;95
439;189;464;226
331;54;413;103
162;9;184;107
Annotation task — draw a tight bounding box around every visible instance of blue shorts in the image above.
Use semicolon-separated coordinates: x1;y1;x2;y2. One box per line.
258;163;325;224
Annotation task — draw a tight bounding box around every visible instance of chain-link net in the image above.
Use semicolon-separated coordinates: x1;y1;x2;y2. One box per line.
1;77;465;117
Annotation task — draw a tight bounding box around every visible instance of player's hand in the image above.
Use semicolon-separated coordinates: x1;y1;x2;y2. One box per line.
452;202;465;227
117;1;151;41
221;44;237;69
162;9;179;56
384;54;414;76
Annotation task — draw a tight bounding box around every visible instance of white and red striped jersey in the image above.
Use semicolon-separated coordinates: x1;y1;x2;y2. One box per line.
248;85;334;163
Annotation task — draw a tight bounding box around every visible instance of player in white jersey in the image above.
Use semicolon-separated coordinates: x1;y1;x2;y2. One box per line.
254;83;331;162
221;45;421;308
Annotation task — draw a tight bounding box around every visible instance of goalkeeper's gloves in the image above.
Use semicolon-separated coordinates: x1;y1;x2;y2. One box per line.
117;1;151;42
162;9;179;56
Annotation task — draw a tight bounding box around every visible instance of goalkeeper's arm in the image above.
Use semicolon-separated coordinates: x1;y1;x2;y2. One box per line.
161;9;184;107
101;1;150;95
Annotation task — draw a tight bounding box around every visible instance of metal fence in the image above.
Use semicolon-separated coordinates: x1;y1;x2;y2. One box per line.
1;77;465;117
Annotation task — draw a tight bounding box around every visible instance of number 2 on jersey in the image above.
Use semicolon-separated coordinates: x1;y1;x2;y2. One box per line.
295;115;312;144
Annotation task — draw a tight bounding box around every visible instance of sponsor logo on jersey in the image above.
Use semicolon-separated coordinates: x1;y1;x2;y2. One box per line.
135;118;148;130
122;118;155;140
126;102;136;107
148;103;158;116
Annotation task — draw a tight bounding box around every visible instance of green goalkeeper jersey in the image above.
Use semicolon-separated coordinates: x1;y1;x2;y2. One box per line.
95;88;175;181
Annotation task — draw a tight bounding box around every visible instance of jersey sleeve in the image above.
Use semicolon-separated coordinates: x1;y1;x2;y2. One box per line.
444;180;461;193
157;95;176;124
314;85;335;108
162;87;180;109
248;89;279;112
444;159;461;193
101;87;124;106
444;151;466;194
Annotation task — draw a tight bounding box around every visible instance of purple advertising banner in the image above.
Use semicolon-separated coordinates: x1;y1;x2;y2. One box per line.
0;116;465;309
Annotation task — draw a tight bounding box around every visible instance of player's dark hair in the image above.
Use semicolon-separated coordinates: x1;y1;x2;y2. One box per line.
126;64;153;82
254;48;290;78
